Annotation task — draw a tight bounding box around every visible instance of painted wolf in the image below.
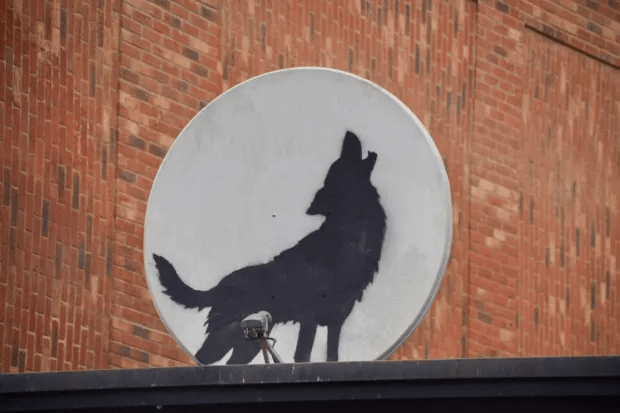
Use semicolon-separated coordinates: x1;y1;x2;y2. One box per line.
153;130;386;364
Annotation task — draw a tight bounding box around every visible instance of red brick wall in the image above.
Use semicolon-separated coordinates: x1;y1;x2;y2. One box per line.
110;0;220;369
518;29;620;355
467;0;620;359
1;0;119;372
1;0;619;372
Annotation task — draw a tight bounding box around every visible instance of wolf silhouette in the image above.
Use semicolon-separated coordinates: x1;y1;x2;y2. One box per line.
152;131;387;364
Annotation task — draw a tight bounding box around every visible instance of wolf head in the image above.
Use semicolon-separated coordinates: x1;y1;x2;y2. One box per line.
306;131;379;217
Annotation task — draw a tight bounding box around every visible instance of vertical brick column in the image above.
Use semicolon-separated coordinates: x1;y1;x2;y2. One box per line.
468;0;620;358
110;0;220;368
467;0;525;358
0;0;119;372
519;25;620;357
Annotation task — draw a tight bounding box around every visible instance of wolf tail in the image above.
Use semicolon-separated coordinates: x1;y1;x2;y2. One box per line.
153;254;213;311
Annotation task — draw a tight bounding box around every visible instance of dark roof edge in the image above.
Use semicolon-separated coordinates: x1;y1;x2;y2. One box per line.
1;355;619;393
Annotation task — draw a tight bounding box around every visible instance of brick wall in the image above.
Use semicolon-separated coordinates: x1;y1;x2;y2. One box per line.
1;0;619;372
1;0;119;372
467;0;620;359
110;0;220;369
518;29;620;356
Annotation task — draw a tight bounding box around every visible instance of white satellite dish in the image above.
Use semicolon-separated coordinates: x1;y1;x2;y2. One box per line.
143;67;452;365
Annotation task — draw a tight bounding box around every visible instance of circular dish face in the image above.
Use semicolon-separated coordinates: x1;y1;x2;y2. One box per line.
144;67;452;365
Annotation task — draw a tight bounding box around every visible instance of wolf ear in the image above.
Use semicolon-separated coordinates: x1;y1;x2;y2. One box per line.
363;151;377;175
341;131;362;161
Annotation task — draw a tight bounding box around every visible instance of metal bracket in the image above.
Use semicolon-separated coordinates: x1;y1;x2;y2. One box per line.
241;311;284;364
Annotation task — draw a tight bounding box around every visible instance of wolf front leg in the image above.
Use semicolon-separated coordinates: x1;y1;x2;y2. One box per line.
326;321;343;362
294;323;317;362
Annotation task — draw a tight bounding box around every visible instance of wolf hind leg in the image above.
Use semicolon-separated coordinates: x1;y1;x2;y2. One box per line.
226;340;262;365
326;321;343;362
195;323;244;365
294;322;317;362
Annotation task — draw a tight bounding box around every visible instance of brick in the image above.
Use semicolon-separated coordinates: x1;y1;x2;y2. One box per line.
132;325;150;339
2;168;10;206
166;14;181;28
147;144;167;158
119;170;137;184
182;46;200;61
200;5;217;22
496;1;509;14
152;0;171;10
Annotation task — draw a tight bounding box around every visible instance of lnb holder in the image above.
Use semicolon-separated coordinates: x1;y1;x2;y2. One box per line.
240;311;283;364
241;311;272;339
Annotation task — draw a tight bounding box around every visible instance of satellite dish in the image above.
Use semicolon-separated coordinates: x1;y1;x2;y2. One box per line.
144;67;452;365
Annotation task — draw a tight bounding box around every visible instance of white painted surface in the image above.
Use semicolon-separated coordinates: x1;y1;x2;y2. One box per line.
143;68;452;364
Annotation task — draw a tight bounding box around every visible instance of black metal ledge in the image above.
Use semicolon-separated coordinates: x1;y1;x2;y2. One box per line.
1;356;619;412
